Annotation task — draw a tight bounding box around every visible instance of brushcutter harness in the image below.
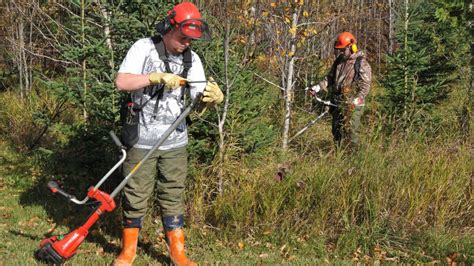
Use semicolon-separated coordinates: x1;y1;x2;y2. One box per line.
120;35;192;148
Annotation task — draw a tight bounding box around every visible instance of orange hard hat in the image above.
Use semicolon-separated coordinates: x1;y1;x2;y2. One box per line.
334;32;356;48
169;2;210;40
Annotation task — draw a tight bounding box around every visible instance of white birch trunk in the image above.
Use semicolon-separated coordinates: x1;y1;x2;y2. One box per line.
282;8;299;151
98;2;116;114
18;17;25;99
217;3;231;193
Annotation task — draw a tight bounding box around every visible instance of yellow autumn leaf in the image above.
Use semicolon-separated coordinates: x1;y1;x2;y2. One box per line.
303;10;309;17
262;11;269;17
238;241;245;250
256;54;266;62
288;26;297;35
288;51;295;57
270;2;276;7
285;17;290;24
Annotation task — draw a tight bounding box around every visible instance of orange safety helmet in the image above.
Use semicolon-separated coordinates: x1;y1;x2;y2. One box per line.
334;32;356;49
165;2;211;40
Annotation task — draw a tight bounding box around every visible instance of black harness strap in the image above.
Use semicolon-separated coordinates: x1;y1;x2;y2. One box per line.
181;48;192;78
150;35;193;119
151;35;192;78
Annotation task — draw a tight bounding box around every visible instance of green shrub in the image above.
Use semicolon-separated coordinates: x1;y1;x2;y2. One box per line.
0;87;77;151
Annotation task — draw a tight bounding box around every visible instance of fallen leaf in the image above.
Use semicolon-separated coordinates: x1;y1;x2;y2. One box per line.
95;247;104;255
46;223;57;235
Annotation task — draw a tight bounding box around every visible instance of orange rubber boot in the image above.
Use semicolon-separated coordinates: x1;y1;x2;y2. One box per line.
113;228;139;266
166;229;197;266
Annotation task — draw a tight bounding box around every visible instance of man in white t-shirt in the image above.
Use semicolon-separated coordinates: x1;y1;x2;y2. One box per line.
113;2;223;266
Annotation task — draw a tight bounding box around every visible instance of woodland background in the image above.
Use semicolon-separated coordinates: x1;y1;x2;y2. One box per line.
0;0;472;264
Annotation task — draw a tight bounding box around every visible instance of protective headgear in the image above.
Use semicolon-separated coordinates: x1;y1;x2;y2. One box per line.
156;2;211;40
335;32;357;53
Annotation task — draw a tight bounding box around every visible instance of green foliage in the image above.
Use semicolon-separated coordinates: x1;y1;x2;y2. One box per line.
188;16;280;163
380;0;470;132
381;2;441;129
0;84;75;150
109;1;175;61
31;1;175;127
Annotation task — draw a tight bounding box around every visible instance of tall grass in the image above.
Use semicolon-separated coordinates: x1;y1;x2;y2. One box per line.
191;128;473;262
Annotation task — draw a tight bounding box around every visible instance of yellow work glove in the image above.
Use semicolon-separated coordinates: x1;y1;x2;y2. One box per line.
202;77;224;107
148;72;186;90
197;77;224;115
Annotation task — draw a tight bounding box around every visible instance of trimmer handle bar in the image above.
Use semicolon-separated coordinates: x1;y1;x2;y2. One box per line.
109;130;126;150
47;181;77;201
46;131;127;205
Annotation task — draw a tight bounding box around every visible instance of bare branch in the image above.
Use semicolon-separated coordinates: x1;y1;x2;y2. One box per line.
254;72;285;91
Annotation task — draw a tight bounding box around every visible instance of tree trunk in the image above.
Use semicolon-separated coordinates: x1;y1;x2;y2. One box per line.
389;0;395;55
217;0;231;194
402;0;409;121
81;0;88;121
282;8;299;151
98;2;116;115
18;17;25;99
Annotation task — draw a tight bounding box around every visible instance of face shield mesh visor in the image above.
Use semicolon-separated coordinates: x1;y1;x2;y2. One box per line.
178;19;211;40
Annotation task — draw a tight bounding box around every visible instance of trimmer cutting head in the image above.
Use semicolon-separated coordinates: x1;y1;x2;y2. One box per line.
36;236;67;265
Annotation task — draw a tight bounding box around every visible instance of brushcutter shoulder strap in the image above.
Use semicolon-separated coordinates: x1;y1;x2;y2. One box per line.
150;35;192;79
181;47;192;79
149;35;192;118
119;37;193;148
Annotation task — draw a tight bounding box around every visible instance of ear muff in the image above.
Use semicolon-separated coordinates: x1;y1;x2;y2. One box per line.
351;43;358;53
155;17;170;35
155;11;176;35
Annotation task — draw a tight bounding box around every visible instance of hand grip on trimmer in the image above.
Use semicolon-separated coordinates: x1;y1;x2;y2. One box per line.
47;181;75;200
179;80;209;86
109;131;124;149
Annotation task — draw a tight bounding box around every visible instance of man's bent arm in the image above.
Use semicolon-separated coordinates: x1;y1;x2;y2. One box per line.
116;73;151;91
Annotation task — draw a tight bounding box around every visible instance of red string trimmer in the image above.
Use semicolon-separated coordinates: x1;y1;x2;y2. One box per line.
36;93;202;265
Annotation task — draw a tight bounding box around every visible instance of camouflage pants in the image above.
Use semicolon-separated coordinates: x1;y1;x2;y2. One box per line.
330;105;363;147
121;146;188;219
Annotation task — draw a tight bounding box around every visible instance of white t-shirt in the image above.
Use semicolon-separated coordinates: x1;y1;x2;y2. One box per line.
118;37;206;150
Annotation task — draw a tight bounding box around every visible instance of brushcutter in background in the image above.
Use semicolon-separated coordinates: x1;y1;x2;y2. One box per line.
275;88;337;181
288;86;338;143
